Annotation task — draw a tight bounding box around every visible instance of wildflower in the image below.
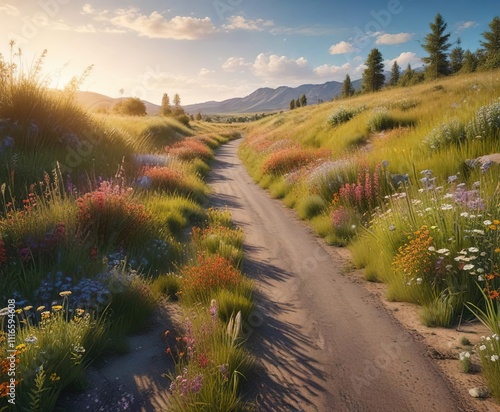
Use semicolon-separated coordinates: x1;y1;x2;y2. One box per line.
428;246;436;252
463;264;475;271
460;212;469;218
37;306;45;312
388;225;396;232
478;275;485;281
416;278;423;285
468;247;479;253
0;308;9;317
491;355;499;362
59;291;72;297
459;351;471;361
50;373;61;382
52;305;63;311
209;299;218;321
72;344;86;353
441;204;453;211
25;335;38;345
479;345;487;351
437;248;450;255
448;175;458;183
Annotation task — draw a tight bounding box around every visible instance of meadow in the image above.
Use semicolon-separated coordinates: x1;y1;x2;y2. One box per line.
239;69;500;398
0;48;254;411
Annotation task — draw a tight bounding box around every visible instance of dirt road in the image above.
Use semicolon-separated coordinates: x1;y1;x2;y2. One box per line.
207;138;475;412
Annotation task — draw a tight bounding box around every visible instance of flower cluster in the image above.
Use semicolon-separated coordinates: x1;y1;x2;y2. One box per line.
179;254;243;299
77;182;149;247
166;139;213;162
393;226;435;285
0;239;7;266
141;166;185;193
169;367;203;398
335;163;381;212
262;147;331;176
477;333;500;397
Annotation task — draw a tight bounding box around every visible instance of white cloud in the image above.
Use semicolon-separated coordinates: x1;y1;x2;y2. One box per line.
85;7;216;39
314;63;351;79
387;52;423;69
198;68;212;76
223;16;274;31
375;32;412;45
329;41;356;55
252;53;311;79
222;57;251;72
82;4;96;15
0;4;20;16
456;21;478;31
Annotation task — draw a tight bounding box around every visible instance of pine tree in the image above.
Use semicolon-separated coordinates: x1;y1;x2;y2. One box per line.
399;64;414;87
173;93;181;107
295;98;301;108
290;99;296;110
480;16;500;69
421;13;451;79
161;93;171;116
362;48;385;93
300;94;307;107
449;38;465;74
389;61;401;86
342;74;354;98
460;50;478;73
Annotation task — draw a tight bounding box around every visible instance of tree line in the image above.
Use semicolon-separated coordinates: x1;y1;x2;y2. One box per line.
290;94;308;110
341;14;500;98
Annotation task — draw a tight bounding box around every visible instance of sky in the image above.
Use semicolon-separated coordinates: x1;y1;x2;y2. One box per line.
0;0;498;105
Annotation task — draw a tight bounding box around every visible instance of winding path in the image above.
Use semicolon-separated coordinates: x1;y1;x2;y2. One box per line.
207;138;473;412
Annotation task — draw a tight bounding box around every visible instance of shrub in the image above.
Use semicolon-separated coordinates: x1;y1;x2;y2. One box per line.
113;97;147;116
466;101;500;139
328;106;365;127
424;119;467;150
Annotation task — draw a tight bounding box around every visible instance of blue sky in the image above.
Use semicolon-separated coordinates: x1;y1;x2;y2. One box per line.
0;0;497;105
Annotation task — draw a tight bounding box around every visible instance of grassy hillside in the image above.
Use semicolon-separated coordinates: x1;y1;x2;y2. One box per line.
0;48;254;410
240;69;500;317
240;68;500;397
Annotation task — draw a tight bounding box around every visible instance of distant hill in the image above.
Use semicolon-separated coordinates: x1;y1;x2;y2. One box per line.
184;79;363;114
76;91;161;115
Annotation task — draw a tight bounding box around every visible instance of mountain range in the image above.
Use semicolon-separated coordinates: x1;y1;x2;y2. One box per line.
76;78;364;116
184;79;362;114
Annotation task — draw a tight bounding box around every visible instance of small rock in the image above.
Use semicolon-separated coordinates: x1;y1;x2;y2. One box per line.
468;387;489;398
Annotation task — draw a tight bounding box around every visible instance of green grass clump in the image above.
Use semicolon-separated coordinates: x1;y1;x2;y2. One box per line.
152;274;181;299
297;195;327;220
